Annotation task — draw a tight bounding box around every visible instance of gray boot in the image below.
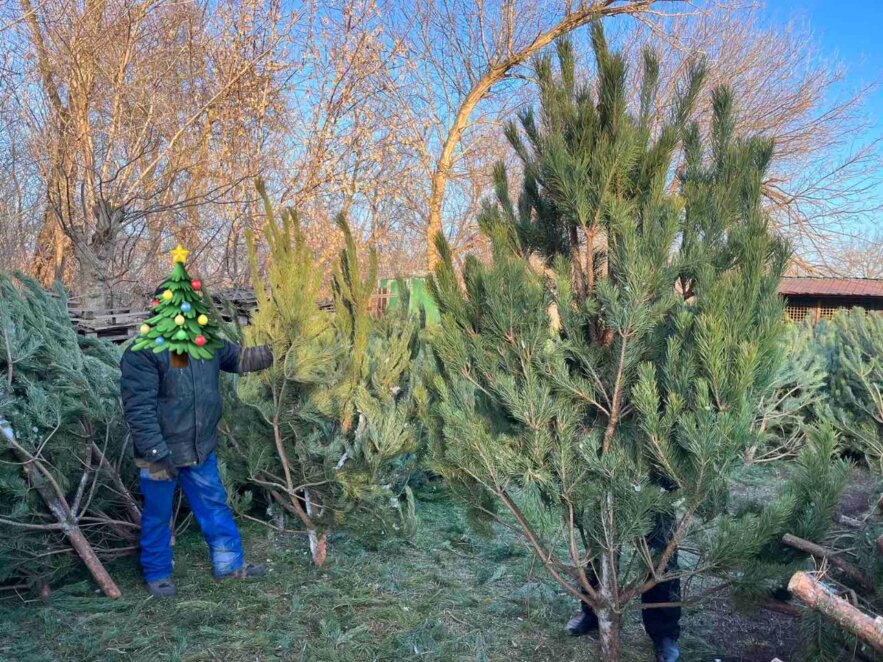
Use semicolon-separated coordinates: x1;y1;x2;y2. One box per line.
147;578;177;598
215;562;268;580
653;637;680;662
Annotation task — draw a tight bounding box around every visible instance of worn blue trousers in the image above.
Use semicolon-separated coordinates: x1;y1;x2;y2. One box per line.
139;452;244;582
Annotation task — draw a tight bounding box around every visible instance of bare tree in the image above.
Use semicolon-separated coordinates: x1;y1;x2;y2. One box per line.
3;0;292;307
610;6;881;273
389;0;687;270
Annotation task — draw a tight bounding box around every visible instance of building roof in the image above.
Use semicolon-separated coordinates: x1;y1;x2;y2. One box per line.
778;277;883;298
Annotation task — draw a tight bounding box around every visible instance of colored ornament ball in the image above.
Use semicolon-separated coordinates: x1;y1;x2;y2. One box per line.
194;335;206;347
191;279;202;291
155;337;165;346
162;289;173;301
140;324;151;335
175;314;186;326
180;302;192;313
151;298;160;308
174;329;188;340
197;314;208;326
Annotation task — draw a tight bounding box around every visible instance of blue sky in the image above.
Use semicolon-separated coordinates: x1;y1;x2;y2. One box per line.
766;0;882;117
764;1;882;236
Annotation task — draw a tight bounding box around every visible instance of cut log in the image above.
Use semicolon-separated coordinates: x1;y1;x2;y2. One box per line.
788;571;883;652
782;533;874;593
834;513;864;530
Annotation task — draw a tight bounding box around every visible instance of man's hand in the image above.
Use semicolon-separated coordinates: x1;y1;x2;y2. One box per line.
238;345;273;373
149;456;179;481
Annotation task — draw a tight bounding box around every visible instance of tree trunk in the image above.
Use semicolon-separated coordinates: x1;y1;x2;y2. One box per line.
597;606;622;661
598;515;621;661
303;487;327;567
782;533;874;592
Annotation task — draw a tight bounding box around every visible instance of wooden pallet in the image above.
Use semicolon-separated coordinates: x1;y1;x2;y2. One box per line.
65;288;370;343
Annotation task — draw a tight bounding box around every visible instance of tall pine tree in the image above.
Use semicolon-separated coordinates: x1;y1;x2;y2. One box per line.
428;27;790;659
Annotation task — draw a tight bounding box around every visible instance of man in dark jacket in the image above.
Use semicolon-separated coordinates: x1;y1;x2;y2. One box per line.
120;333;272;598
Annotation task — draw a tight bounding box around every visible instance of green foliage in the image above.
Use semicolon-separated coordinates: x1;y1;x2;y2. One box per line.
238;181;421;551
749;322;828;461
0;273;138;588
769;309;883;471
131;257;223;359
727;424;850;604
427;26;798;651
821;310;883;473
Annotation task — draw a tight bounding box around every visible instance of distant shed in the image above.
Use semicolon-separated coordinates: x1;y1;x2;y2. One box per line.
779;277;883;323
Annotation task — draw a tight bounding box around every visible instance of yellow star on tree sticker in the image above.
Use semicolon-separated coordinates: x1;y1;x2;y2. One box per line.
170;244;189;263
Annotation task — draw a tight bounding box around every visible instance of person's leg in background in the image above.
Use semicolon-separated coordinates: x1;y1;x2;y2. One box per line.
177;452;249;578
642;511;681;662
139;467;178;597
566;571;600;636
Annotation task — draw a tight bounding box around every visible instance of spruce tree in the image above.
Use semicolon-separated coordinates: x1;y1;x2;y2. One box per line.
0;274;140;596
824;310;883;473
240;182;418;565
748;322;828;462
428;27;789;659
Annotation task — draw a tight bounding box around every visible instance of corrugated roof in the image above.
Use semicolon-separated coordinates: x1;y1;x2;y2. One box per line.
778;277;883;298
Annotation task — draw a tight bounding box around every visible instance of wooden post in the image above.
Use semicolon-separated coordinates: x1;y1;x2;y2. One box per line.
788;572;883;652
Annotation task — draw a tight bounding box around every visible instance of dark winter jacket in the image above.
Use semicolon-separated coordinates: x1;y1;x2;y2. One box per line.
120;341;271;467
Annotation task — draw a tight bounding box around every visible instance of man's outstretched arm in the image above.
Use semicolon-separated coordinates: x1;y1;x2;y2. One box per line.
218;339;273;374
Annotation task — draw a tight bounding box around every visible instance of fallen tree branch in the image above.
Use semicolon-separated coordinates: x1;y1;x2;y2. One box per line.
782;533;874;593
1;417;121;599
788;571;883;652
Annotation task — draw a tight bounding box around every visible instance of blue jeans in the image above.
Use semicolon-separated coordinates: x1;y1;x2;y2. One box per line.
139;452;244;582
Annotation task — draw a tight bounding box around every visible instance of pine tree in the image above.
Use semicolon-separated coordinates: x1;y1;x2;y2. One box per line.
0;274;140;597
428;27;790;659
131;245;223;361
239;182;418;565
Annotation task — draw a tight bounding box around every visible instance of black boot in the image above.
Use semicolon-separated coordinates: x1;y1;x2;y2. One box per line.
565;610;598;636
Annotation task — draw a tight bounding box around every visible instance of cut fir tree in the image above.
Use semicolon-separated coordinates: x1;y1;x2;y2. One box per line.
132;245;222;361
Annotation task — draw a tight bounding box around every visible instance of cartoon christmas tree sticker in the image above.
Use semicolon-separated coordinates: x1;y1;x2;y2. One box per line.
132;245;223;360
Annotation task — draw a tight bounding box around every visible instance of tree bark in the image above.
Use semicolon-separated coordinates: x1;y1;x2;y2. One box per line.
597;606;622;661
425;0;661;270
304;487;327;567
788;571;883;652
